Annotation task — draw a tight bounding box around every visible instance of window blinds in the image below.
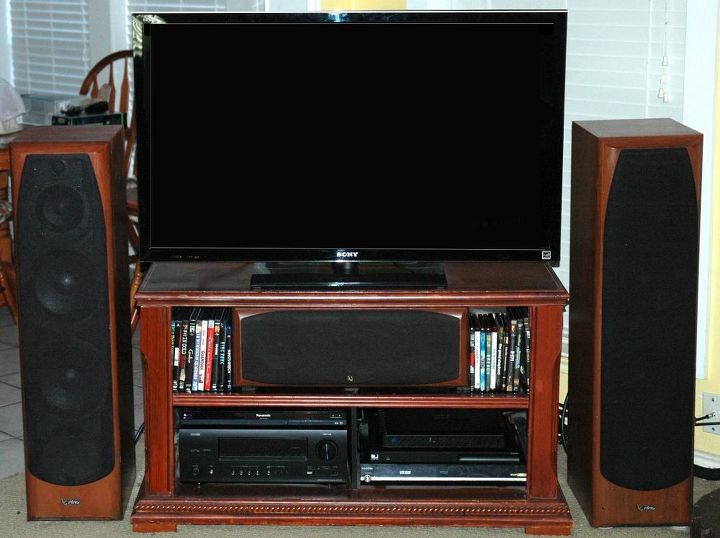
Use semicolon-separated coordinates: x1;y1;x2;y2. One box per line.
405;1;688;357
126;1;228;11
125;1;229;48
560;0;687;348
9;0;91;94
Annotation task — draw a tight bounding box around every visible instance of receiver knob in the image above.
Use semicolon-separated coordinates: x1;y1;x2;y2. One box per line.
317;440;338;461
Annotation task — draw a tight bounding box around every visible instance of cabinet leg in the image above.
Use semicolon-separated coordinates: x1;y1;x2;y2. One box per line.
132;522;177;533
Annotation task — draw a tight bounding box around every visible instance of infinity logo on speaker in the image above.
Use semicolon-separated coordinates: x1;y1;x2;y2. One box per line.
636;504;656;512
60;498;81;506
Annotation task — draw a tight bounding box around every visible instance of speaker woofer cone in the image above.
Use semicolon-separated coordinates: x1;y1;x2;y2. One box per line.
36;347;107;413
35;183;86;233
33;252;102;318
28;417;114;486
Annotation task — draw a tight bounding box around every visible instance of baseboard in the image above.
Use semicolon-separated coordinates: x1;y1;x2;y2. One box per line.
695;450;720;469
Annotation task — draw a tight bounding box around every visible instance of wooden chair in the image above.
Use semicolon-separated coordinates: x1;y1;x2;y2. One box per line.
0;199;17;323
79;49;136;182
80;49;142;333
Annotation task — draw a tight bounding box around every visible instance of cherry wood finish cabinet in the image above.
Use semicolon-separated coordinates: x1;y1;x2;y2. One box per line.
131;261;571;534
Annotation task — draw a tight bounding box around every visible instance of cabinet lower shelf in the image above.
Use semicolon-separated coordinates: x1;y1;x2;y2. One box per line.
131;479;572;534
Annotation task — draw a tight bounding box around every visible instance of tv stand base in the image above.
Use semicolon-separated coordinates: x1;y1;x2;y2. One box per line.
251;261;448;290
131;489;572;534
132;261;571;535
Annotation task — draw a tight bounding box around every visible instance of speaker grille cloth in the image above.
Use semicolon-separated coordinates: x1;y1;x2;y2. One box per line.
241;310;459;385
600;147;697;491
16;154;114;486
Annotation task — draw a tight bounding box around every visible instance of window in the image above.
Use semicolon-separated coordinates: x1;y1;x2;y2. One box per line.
126;0;228;12
125;1;229;44
9;0;91;94
561;0;687;351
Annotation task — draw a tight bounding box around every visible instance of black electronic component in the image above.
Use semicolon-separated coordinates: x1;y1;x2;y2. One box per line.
178;408;349;484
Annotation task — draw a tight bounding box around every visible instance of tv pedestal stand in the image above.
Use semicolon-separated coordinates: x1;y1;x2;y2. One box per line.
131;261;572;535
250;261;448;290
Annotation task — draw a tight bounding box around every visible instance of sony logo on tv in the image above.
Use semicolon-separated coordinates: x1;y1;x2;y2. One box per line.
336;251;359;259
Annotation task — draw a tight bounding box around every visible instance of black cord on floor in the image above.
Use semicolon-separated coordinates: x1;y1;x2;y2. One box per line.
691;414;720;480
134;422;145;445
558;392;569;453
694;464;720;481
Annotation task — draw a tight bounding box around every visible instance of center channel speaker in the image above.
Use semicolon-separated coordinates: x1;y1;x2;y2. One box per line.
233;308;467;387
10;126;135;520
568;119;701;527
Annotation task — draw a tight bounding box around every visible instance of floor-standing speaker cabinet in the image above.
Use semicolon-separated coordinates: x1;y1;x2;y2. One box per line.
9;126;135;520
568;118;702;527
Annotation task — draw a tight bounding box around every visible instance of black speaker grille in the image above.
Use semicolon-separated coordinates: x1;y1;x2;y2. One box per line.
16;154;115;486
241;310;460;385
600;147;697;491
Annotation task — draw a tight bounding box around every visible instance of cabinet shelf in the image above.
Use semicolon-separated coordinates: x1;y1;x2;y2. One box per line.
172;392;530;409
132;261;571;535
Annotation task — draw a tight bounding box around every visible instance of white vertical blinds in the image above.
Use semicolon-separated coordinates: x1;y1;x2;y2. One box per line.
9;0;91;94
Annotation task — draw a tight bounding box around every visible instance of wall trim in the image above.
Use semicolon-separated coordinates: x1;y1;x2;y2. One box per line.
695;450;720;469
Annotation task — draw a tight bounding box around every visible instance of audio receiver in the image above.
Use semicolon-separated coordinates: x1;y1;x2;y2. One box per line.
178;408;349;484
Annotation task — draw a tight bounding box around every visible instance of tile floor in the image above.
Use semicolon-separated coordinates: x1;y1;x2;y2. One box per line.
0;308;144;479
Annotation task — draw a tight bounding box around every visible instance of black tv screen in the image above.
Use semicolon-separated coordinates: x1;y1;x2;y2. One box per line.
134;10;566;265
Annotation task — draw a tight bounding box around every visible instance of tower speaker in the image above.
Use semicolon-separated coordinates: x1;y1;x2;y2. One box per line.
10;126;135;520
568;118;702;527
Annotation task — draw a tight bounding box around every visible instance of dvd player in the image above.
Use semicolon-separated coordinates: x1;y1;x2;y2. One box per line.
358;408;527;485
367;450;521;464
359;462;527;483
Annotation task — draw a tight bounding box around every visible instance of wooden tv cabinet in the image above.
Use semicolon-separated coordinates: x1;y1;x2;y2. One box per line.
130;261;572;535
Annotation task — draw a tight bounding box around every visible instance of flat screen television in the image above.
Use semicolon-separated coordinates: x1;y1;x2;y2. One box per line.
133;10;567;288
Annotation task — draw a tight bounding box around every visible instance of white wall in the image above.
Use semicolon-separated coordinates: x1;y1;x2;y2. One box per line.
88;0;129;65
683;1;718;378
